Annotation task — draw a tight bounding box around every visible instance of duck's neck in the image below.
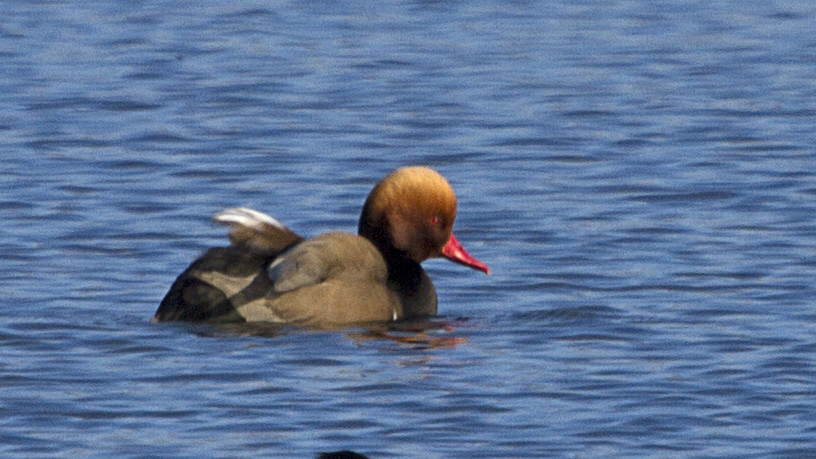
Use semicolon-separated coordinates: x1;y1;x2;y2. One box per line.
358;226;419;294
379;241;438;318
359;219;437;317
359;212;426;298
381;244;424;297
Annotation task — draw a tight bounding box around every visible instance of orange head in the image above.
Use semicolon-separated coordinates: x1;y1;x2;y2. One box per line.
358;166;489;274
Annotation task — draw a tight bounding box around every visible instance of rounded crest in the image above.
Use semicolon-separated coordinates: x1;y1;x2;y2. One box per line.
358;166;457;263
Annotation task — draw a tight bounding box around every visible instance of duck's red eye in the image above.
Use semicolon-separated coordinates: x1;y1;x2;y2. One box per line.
430;216;440;225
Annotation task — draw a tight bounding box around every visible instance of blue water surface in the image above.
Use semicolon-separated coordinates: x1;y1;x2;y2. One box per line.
2;1;816;458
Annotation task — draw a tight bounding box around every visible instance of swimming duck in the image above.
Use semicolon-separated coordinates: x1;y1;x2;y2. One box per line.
153;166;488;326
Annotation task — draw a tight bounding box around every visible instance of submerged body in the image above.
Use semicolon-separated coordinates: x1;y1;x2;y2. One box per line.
153;167;488;327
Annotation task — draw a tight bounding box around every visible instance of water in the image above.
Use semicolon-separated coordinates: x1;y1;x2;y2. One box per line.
3;1;816;458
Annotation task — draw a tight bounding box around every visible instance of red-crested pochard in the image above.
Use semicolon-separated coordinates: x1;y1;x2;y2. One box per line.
152;166;488;326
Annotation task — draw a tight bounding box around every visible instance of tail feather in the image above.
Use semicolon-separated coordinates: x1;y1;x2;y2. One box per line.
213;207;287;231
213;207;303;257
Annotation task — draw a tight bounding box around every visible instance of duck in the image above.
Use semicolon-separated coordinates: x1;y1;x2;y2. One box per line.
317;452;370;459
152;166;488;327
